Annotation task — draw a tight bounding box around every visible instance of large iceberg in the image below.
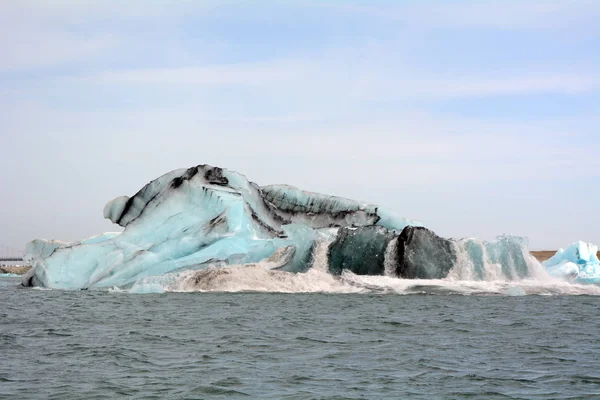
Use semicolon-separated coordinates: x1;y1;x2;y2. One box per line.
23;164;546;291
23;165;417;289
543;241;600;284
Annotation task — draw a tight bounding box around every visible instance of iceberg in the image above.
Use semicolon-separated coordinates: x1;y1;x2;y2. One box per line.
22;163;553;291
23;164;417;290
543;241;600;284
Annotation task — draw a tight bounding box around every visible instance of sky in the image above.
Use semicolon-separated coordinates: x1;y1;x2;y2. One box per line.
1;0;599;251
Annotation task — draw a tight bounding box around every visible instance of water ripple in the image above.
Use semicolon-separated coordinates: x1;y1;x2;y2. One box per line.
1;286;600;398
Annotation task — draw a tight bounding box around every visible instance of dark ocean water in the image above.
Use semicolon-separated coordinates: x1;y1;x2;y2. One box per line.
1;275;600;399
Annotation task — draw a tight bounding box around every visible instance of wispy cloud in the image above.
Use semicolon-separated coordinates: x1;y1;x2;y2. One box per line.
84;61;301;85
1;0;224;20
394;75;600;98
0;0;224;72
70;57;600;99
0;27;116;72
3;99;597;185
1;0;599;248
317;0;600;30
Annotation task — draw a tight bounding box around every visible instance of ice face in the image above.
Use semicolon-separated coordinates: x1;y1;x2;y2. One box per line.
326;226;541;281
396;226;456;279
24;165;416;290
328;226;396;276
543;241;600;284
455;235;536;281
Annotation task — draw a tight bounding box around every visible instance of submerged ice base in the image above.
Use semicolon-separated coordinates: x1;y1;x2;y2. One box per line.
22;163;584;291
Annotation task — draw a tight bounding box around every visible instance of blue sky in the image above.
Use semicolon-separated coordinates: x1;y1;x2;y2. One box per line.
1;0;599;250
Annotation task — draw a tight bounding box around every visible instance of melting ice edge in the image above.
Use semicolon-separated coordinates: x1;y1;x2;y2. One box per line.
22;164;600;292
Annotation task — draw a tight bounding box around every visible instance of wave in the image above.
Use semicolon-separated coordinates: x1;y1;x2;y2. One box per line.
125;268;600;296
124;240;600;296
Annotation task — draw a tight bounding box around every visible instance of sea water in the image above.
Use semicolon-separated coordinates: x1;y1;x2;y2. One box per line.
1;275;600;399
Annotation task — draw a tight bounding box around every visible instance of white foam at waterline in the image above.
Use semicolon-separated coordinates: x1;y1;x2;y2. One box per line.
447;241;475;281
480;244;504;281
338;272;600;296
447;240;550;282
165;265;365;294
125;263;600;296
126;241;359;294
310;240;332;272
125;240;600;296
522;249;552;281
383;238;398;277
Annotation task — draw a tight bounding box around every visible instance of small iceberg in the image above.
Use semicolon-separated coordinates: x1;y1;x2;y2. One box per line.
543;241;600;284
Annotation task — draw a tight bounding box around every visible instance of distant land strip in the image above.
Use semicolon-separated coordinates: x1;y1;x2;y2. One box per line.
531;251;600;263
0;265;31;275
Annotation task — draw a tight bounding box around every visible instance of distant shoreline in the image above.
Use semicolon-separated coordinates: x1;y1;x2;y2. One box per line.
530;251;600;263
0;265;30;275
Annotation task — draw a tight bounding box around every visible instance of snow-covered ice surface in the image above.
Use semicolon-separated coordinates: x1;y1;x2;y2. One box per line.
21;164;600;294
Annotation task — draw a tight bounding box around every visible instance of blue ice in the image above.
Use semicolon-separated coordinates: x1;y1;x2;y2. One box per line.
23;165;416;290
543;241;600;284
